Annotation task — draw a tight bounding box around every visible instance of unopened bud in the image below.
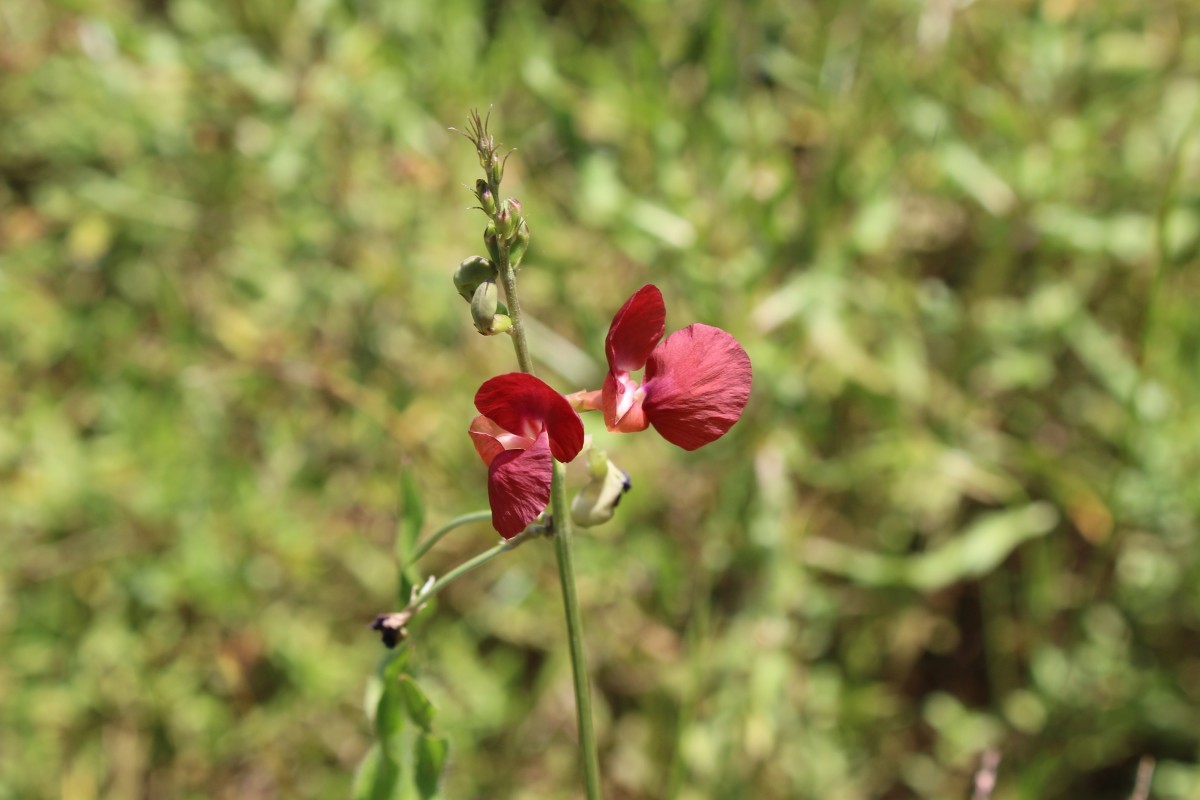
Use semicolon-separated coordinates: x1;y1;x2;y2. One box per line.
471;280;500;335
505;198;522;221
453;255;496;302
496;205;515;239
475;179;496;216
571;449;631;528
509;219;531;267
484;223;502;263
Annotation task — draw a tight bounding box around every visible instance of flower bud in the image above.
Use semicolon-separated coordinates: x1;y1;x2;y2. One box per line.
475;179;496;216
509;219;531;268
496;205;515;240
453;255;497;302
471;279;500;335
570;449;632;528
484;223;502;263
491;152;505;185
504;197;522;221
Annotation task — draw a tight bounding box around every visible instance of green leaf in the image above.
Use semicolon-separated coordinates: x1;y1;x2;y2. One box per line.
398;674;436;732
378;646;410;681
364;647;408;726
351;743;402;800
414;733;450;800
374;683;405;764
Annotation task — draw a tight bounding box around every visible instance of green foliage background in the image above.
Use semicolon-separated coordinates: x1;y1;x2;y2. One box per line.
3;1;1200;798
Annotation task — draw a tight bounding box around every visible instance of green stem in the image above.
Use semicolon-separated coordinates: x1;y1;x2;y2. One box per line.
407;510;493;566
499;251;534;374
498;223;601;797
551;459;603;800
408;524;541;609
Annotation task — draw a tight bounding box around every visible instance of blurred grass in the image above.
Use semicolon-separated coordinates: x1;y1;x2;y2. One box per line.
3;0;1200;798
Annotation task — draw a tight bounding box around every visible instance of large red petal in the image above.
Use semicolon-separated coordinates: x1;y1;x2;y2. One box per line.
605;285;665;373
642;324;752;450
487;433;553;539
474;373;585;463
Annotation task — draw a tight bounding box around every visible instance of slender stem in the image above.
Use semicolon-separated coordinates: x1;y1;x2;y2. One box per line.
416;541;508;603
409;524;541;609
551;460;603;799
407;510;493;566
499;258;535;374
499;227;601;798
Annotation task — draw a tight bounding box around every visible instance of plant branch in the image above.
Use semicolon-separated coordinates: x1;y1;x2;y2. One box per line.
407;510;493;566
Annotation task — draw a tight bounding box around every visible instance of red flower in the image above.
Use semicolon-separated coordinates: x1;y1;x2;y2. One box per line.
469;373;585;538
574;285;751;450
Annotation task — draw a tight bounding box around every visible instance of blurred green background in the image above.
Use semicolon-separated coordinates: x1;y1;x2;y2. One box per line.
3;0;1200;798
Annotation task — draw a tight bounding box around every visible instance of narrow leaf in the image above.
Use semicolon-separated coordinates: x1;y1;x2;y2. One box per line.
374;685;405;764
364;647;408;725
351;743;402;800
415;733;450;800
398;675;436;732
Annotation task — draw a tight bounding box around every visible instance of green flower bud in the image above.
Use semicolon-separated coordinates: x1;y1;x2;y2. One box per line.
453;255;496;302
570;449;632;528
491;152;505;185
496;205;515;240
475;179;496;216
471;279;500;335
509;219;531;268
484;223;502;263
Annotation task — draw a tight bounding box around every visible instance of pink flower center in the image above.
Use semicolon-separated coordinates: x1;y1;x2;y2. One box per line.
611;372;649;433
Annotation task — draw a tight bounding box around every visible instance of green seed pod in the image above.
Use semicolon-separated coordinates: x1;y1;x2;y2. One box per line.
471;279;500;335
570;449;632;528
509;219;531;268
453;255;497;302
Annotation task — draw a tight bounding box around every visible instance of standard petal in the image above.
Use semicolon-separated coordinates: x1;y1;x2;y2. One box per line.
642;324;752;450
605;285;666;373
488;433;554;538
474;373;584;463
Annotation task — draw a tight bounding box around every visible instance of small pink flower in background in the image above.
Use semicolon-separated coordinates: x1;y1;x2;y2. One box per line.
470;373;585;538
572;285;752;450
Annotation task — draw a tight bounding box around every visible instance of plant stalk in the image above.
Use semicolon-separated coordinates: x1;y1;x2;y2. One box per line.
409;525;537;609
550;459;603;800
498;250;534;374
497;212;602;798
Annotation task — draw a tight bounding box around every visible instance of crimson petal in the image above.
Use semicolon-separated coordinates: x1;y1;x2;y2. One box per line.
605;285;666;373
474;373;585;463
488;433;554;538
642;324;752;450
